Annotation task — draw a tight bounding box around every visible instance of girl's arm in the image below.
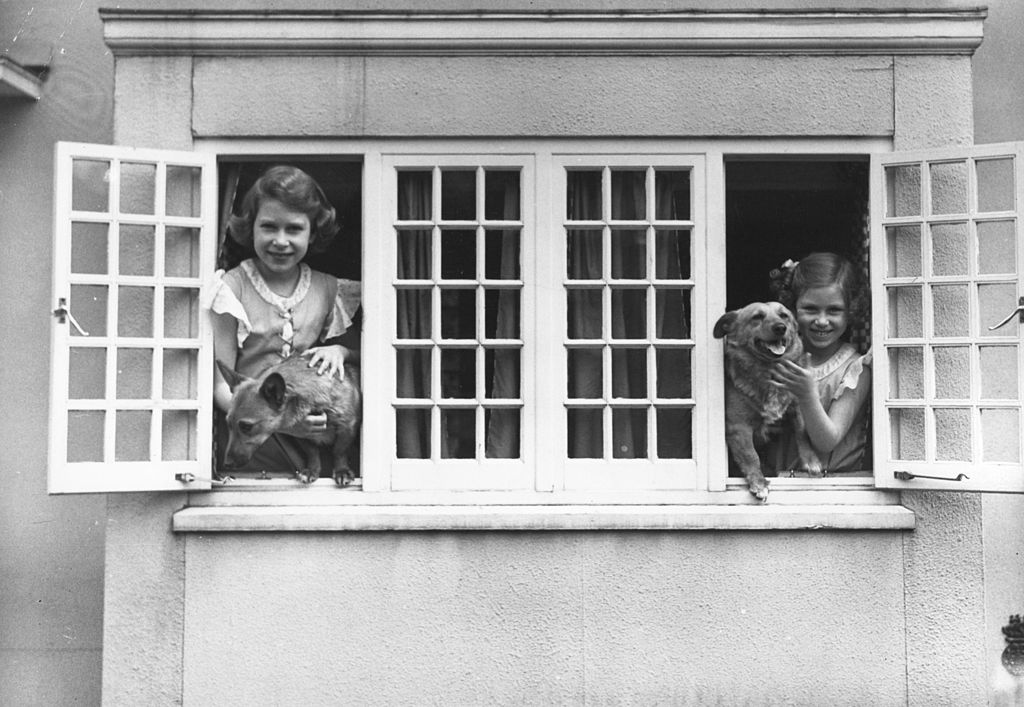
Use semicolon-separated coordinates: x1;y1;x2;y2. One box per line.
212;311;239;413
773;359;872;456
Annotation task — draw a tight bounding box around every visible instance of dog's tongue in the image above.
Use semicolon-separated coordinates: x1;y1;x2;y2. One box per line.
767;342;786;356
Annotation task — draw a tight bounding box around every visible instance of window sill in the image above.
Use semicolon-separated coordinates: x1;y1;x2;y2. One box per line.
172;503;915;533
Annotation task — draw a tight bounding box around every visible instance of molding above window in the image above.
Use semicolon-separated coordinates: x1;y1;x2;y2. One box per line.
99;8;986;57
0;57;43;100
173;503;916;532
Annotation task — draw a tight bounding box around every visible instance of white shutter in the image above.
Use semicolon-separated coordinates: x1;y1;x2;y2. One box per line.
872;142;1024;492
49;142;217;492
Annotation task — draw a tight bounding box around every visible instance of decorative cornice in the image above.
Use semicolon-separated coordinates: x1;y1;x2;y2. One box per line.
99;9;987;57
0;57;44;100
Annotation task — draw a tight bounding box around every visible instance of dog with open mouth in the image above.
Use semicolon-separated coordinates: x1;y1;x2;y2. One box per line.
713;301;822;500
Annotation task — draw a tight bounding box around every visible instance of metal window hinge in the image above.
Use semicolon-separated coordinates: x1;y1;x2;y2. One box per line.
175;472;233;486
52;297;90;336
893;471;969;482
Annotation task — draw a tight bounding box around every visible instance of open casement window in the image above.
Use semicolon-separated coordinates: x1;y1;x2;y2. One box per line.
873;141;1024;493
49;142;217;492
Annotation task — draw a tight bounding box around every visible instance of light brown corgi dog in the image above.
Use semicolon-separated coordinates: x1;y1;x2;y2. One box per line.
217;356;361;485
713;301;821;501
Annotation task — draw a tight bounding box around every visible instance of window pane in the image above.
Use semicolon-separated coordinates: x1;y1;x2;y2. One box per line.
397;289;431;339
567;348;602;398
485;349;520;398
611;229;646;279
397;229;431;279
397;171;432;220
120;162;156;215
69;347;106;399
70;284;107;337
976;158;1015;213
115;410;151;461
485;289;520;339
165;288;199;339
613;408;647;458
484;170;520;220
441;170;475;220
441;229;475;279
979;283;1018;338
72;159;110;212
568;408;602;458
890;408;925;460
67;411;104;462
886;225;922;278
980;346;1018;399
162;410;197;461
655;170;690;220
930;223;968;277
71;222;108;274
567;229;602;279
396;349;431;398
982;408;1020;462
657;407;692;459
119;286;154;337
441;409;474;458
611;348;646;399
655;288;689;339
484;409;520;458
163;348;198;399
935;408;972;461
885;164;920;218
933;346;971;399
931;285;969;338
119;224;155;276
611;170;645;220
567;170;602;220
441;348;475;398
485;230;520;280
611;289;646;339
978;220;1016;275
655;230;689;279
887;286;922;338
165;227;200;278
656;348;691;398
930;161;968;215
166;165;201;218
396;408;430;458
889;347;924;399
567;289;602;339
116;348;152;399
441;289;475;339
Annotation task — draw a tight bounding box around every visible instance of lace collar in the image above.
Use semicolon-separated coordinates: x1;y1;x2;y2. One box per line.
810;343;857;380
240;259;311;312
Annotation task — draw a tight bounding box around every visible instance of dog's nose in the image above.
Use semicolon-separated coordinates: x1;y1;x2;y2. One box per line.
771;322;787;336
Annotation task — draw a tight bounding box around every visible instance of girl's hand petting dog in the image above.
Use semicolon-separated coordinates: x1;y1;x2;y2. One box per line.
302;345;348;380
771;355;817;403
286;411;330;436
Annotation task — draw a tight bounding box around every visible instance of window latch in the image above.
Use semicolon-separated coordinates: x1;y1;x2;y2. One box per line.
988;297;1024;331
893;471;969;482
52;297;90;336
175;472;233;486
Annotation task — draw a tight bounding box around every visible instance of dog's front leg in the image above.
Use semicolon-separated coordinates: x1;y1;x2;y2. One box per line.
330;426;356;487
292;440;322;484
726;423;770;501
791;411;824;477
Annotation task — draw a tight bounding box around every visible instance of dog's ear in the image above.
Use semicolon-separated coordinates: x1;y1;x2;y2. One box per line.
216;360;249;392
259;373;288;410
713;311;737;339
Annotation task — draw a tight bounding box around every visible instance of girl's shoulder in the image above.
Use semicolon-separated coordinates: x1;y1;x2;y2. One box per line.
821;344;871;401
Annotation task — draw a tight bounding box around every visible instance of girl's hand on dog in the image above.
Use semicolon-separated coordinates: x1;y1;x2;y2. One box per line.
282;411;330;436
302;345;348;380
771;356;817;403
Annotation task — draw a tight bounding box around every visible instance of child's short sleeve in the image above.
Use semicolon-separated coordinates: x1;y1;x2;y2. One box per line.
322;278;362;340
832;349;872;403
204;269;253;348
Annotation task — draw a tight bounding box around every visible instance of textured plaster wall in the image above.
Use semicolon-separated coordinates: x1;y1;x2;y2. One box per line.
0;2;108;705
193;55;894;138
183;531;907;705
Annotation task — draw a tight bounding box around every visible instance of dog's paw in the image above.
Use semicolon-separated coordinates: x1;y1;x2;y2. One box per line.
332;466;354;487
748;480;770;502
294;468;318;484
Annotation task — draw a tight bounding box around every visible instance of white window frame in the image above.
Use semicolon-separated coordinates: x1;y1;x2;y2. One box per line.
52;137;1021;515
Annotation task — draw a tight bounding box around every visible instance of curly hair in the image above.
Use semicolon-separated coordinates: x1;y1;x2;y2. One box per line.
226;165;339;254
770;252;866;329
